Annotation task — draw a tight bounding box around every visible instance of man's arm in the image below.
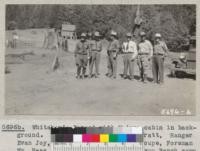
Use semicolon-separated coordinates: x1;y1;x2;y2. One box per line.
121;43;125;53
148;41;153;58
163;41;169;57
87;42;91;59
99;41;103;52
74;42;79;57
114;40;120;58
131;42;138;60
116;40;120;53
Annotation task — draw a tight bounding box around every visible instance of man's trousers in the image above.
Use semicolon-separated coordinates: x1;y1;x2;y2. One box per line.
152;55;164;83
123;53;135;79
89;51;101;76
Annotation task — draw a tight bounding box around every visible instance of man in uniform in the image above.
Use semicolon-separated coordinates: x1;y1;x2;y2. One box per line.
106;30;120;79
122;33;138;80
152;33;168;84
89;31;102;78
138;31;153;83
74;33;90;79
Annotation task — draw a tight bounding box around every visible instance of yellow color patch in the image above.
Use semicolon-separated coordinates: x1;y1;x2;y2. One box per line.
100;134;109;142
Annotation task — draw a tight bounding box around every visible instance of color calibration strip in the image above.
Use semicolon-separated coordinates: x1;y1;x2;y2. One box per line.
51;127;143;143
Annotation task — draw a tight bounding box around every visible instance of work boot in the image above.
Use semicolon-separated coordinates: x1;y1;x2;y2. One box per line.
94;74;99;78
80;75;85;79
123;74;128;79
129;76;134;81
143;74;147;83
111;75;116;79
106;73;111;77
88;74;92;78
82;68;86;79
76;75;81;79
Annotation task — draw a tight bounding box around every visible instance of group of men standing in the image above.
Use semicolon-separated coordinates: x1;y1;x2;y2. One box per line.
74;30;168;84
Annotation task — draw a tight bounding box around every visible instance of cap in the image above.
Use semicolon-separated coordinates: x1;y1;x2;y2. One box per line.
110;30;117;36
126;32;132;37
155;33;162;38
140;31;146;36
81;33;87;37
94;31;100;37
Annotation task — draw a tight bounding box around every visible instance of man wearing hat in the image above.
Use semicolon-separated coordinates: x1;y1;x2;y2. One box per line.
152;33;168;84
87;32;93;74
89;31;102;78
138;31;153;83
74;33;90;79
122;33;138;80
107;30;120;79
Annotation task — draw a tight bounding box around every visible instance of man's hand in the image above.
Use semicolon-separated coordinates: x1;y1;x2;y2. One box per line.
148;56;152;61
131;57;135;62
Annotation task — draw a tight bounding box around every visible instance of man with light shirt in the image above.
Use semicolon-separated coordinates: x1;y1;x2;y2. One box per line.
138;31;153;83
122;33;138;80
106;30;120;79
152;33;169;84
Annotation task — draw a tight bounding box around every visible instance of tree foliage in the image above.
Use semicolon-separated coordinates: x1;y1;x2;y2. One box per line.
6;4;196;49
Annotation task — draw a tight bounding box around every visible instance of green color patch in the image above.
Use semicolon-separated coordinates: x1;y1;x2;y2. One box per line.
109;134;117;142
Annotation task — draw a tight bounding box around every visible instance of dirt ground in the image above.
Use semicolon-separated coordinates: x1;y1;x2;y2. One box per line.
5;47;196;116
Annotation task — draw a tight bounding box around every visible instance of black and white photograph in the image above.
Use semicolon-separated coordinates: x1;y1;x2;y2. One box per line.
5;4;196;115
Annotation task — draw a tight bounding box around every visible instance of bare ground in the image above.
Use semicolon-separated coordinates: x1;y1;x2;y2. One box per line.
5;47;196;116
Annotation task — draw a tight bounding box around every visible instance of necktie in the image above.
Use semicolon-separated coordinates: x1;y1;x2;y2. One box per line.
82;42;85;52
126;42;129;52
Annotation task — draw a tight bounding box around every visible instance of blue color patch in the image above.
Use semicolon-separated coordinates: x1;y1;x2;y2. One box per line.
117;134;127;142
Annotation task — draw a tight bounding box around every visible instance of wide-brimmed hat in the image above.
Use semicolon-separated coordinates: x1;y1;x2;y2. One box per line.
126;32;132;37
94;31;101;37
140;31;146;36
155;33;162;38
80;33;87;37
110;30;117;36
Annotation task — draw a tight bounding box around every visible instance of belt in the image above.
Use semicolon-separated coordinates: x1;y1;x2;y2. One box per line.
153;53;164;56
91;49;101;52
109;50;117;52
77;53;87;55
123;52;134;54
138;53;149;55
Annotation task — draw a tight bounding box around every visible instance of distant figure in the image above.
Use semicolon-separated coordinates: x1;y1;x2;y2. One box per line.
122;33;138;80
181;36;190;51
51;28;62;71
152;33;168;84
138;31;153;83
43;28;50;49
12;31;19;48
62;36;68;52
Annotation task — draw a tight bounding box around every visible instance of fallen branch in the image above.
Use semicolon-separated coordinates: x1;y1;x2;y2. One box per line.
5;51;35;60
